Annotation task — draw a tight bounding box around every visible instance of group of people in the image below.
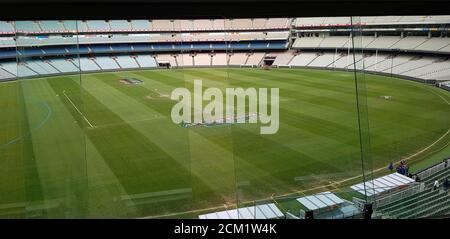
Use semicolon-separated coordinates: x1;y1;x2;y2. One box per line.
388;159;450;191
388;160;409;176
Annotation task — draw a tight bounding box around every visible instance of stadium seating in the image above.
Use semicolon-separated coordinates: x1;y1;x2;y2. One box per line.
154;54;177;67
131;20;152;31
266;18;290;29
390;56;435;75
290;53;319;66
375;166;450;219
0;62;17;76
272;52;295;66
15;21;41;32
293;37;324;48
245;53;264;66
33;60;60;74
292;36;450;54
1;17;450;84
181;54;194;67
308;53;335;67
211;53;228;66
39;21;65;32
319;36;350;48
115;55;140;69
0;21;14;33
152;20;173;31
62;21;78;31
17;63;38;77
366;36;402;49
295;16;450;27
109;20;131;31
194;54;211;66
76;21;90;32
79;58;101;71
0;68;14;79
415;38;450;52
1;18;292;34
48;59;79;73
87;21;111;31
135;55;158;68
228;53;248;65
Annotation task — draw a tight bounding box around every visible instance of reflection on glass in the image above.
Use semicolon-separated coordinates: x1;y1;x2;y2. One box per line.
0;16;449;219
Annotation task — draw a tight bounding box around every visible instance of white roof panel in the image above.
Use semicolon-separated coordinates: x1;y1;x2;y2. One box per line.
198;203;284;219
297;198;319;210
297;192;344;211
351;173;415;196
320;191;345;204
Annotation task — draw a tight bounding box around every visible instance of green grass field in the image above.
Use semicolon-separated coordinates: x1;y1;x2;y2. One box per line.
0;67;449;218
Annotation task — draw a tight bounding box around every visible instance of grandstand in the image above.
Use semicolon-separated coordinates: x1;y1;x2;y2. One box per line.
372;159;450;219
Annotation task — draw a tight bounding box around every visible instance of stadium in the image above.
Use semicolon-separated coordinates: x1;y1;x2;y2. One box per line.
0;16;449;219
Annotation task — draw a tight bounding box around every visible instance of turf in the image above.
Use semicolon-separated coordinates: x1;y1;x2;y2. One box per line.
0;68;449;218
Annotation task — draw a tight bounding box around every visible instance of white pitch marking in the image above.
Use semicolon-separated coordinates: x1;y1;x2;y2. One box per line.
62;90;95;128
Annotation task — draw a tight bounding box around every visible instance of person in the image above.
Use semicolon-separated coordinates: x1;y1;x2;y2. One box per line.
415;175;421;182
388;162;394;172
433;180;440;191
443;178;449;191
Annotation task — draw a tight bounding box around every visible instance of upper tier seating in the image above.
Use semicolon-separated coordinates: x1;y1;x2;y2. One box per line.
0;21;14;33
15;21;41;32
315;52;450;81
87;21;111;31
109;20;132;31
295;15;450;27
1;18;291;35
76;21;90;32
131;20;152;31
293;37;324;48
39;21;65;32
292;36;450;54
415;38;450;52
62;21;78;31
152;20;173;31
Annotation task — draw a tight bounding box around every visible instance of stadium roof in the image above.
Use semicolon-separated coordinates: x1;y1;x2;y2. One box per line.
198;203;284;219
351;172;415;196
